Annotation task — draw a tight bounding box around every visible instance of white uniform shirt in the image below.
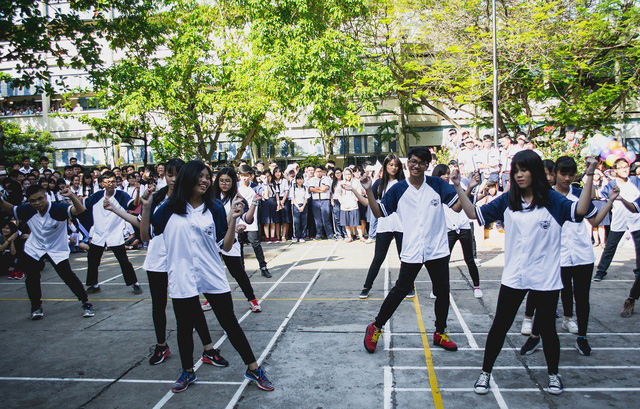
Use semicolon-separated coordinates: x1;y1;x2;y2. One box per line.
561;187;598;267
220;197;243;258
602;178;640;232
290;184;310;206
475;147;501;175
379;178;459;263
156;177;167;190
277;179;290;198
457;148;477;174
152;200;230;299
13;201;73;264
83;190;134;247
371;178;401;233
238;184;259;232
476;190;593;291
307;176;332;200
142;196;168;273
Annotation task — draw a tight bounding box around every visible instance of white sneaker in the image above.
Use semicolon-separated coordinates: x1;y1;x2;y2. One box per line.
562;318;579;334
430;292;436;299
521;318;533;335
292;238;298;243
201;301;212;311
365;238;374;244
474;371;491;395
474;288;483;298
300;238;306;243
474;258;482;265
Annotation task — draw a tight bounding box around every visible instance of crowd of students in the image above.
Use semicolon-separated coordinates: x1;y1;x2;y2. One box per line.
2;140;640;397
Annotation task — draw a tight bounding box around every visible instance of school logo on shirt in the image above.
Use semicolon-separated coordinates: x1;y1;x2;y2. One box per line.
203;224;215;238
430;198;440;207
539;221;550;230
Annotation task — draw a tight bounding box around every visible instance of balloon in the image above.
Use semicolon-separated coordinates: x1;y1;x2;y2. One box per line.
600;148;612;160
625;151;636;163
607;140;620;151
614;148;626;157
606;154;618;167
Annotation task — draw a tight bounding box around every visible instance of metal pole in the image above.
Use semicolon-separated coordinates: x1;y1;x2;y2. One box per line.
492;0;499;147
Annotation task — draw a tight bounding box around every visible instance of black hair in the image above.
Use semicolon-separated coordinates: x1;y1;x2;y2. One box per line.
25;185;46;198
377;154;406;198
315;165;326;172
331;167;343;193
407;146;432;163
432;164;450;178
64;165;74;172
152;158;185;207
167;160;213;215
102;171;115;180
1;221;18;236
39;156;49;162
448;160;458;166
212;167;239;202
542;159;555;174
238;164;254;175
565;125;577;133
554;156;577;174
614;157;629;168
482;135;493;141
295;172;305;181
508;150;551;211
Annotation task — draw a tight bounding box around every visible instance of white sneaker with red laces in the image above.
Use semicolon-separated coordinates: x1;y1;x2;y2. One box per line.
249;299;262;313
201;301;212;311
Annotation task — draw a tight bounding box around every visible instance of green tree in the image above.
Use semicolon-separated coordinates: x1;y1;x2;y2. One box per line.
0;122;55;166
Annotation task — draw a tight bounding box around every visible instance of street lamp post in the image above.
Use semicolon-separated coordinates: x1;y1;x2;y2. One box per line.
492;0;499;147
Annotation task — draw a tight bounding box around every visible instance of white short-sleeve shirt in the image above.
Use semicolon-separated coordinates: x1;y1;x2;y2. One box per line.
14;201;73;264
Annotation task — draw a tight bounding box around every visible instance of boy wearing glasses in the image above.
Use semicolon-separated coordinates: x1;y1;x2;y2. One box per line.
0;185;94;320
594;158;640;281
81;172;142;294
360;146;463;353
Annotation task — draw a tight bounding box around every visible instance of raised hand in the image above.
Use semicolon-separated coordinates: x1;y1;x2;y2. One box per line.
450;169;462;186
342;182;355;192
140;187;154;206
103;198;114;212
360;174;372;190
252;193;263;202
231;195;245;219
610;185;621;201
468;171;481;189
585;156;598;172
8;231;19;242
59;187;73;197
236;224;247;233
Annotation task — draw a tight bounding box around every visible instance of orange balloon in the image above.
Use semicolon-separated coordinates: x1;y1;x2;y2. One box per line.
607;140;620;151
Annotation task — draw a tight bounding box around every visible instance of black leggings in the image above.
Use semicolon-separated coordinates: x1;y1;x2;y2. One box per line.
23;254;88;309
375;256;450;333
86;244;138;286
147;271;168;344
483;285;560;375
222;254;256;301
362;232;403;290
560;263;593;337
447;229;480;287
172;293;256;370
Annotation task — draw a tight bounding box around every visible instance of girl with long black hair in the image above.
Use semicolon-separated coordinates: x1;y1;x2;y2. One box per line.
452;150;598;396
203;167;262;313
260;170;279;242
151;160;273;393
352;154;406;299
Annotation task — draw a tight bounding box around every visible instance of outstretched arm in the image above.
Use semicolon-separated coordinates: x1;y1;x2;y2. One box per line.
576;158;598;218
588;186;619;226
360;175;381;218
451;169;478;219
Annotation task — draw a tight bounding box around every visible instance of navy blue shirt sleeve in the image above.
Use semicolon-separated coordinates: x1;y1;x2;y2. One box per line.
150;202;172;236
115;190;135;210
425;176;459;208
371;179;381;200
379;181;407;217
548;189;579;225
476;192;509;225
13;204;37;223
49;202;72;221
209;201;229;244
599;180;614;199
572;187;597;219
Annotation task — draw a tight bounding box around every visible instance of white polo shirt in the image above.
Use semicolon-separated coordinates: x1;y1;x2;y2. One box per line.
83;190;134;247
561;186;598;267
476;190;591;291
290;184;310;206
152;200;230;299
13;201;73;264
371;178;401;233
601;177;640;232
307;176;332;200
238;184;259;232
219;196;248;258
142;195;168;273
379;177;459;263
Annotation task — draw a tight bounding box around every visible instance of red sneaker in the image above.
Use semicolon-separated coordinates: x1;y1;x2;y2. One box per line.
364;323;383;353
249;299;262;313
14;271;24;280
433;332;458;351
7;271;16;280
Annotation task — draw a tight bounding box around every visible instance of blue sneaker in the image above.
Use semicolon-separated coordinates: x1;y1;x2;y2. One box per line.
245;367;274;391
172;369;196;393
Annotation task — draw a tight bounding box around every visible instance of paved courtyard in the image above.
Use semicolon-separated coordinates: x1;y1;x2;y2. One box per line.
1;231;639;408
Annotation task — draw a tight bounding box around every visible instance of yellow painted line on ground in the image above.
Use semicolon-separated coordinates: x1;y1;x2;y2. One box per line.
412;292;444;409
0;297;386;302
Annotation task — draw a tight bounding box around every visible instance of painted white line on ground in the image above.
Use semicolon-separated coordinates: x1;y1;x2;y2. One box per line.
394;387;640;393
384;366;392;409
390;332;640;337
152;242;320;409
414;279;636;283
250;281;311;284
224;241;339;409
0;376;242;385
392;365;640;370
391;347;640;352
97;266;143;286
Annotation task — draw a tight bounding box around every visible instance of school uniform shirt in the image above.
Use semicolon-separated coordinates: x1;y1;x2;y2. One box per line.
277;179;290;198
335;179;363;211
218;196;249;258
307;176;332;200
13;201;73;264
443;181;471;232
238;184;259;232
475;147;500;176
499;145;521;173
561;186;598;267
290;184;310;206
19;166;34;175
142;195;169;273
475;190;595;291
83;190;135;247
379;177;459;263
151;200;230;298
371;179;401;233
601;177;640;232
457;148;477;174
156;177;167;190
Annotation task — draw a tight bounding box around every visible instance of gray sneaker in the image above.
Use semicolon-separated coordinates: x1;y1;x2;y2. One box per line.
30;308;44;320
621;298;635;318
547;374;563;395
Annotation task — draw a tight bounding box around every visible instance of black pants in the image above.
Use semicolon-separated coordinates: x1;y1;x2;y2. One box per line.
241;231;267;269
525;294;535;317
630;274;640;300
483;285;560;374
0;252;15;275
362;232;403;290
447;229;480;287
86;243;138;286
560;263;593;337
23;254;88;309
147;271;168;344
222;254;256;301
597;230;640;276
375;256;450;333
172;293;256;370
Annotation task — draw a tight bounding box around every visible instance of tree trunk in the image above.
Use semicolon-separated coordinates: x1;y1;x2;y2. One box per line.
233;127;258;164
418;97;462;130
